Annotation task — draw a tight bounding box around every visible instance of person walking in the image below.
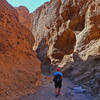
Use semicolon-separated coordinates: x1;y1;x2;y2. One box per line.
53;67;63;97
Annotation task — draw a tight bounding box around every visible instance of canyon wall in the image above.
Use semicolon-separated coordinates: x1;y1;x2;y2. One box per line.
32;0;100;95
0;0;41;100
16;6;33;31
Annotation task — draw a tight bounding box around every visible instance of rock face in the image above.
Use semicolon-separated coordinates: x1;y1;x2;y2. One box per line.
32;0;100;95
32;0;76;71
16;6;33;31
0;0;41;100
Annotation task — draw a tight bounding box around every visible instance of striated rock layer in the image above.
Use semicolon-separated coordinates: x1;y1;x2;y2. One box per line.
32;0;100;95
0;0;41;100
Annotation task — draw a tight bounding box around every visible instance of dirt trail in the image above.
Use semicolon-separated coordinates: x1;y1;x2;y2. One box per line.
17;77;95;100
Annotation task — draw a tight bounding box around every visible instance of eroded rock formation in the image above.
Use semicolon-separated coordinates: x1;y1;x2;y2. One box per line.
32;0;100;95
0;0;41;100
32;0;76;68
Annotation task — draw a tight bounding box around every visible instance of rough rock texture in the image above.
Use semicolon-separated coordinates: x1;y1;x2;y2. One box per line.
32;0;100;95
16;6;33;31
36;38;52;74
32;0;76;69
0;0;41;100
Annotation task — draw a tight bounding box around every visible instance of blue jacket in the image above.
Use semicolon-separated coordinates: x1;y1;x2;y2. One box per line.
54;71;63;76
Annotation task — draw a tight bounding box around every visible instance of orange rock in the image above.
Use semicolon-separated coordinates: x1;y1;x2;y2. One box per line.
84;25;100;44
52;29;76;60
16;6;32;31
0;0;41;100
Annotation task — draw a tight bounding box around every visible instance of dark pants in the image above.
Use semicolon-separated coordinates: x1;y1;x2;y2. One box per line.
54;81;62;88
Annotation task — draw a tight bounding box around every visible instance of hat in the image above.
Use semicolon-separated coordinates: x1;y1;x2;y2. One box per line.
57;67;60;71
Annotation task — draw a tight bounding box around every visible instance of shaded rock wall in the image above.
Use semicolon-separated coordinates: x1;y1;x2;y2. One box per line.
36;38;52;75
0;0;41;100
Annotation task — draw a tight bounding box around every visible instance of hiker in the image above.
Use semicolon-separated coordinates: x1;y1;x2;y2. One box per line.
53;67;63;97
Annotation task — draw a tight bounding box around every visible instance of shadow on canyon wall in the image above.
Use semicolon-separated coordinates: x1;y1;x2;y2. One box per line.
36;38;56;75
63;52;100;95
63;52;100;79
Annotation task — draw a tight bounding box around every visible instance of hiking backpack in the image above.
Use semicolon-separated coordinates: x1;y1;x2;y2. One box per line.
53;74;62;83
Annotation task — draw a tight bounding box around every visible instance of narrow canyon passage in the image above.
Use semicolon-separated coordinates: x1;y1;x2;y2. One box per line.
0;0;100;100
18;78;93;100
